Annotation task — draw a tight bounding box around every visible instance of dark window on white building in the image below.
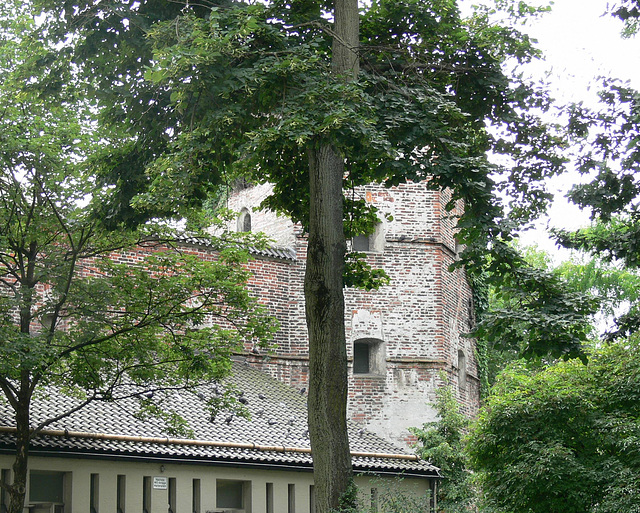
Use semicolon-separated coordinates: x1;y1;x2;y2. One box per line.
217;479;249;511
90;474;99;513
287;484;295;513
192;479;201;513
117;475;126;513
142;477;151;513
168;478;176;513
29;470;68;513
266;483;274;513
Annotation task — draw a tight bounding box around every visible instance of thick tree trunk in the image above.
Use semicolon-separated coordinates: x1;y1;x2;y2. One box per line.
305;2;359;512
306;143;351;513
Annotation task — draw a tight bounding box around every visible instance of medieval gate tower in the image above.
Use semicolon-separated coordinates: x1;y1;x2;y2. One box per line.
228;181;480;447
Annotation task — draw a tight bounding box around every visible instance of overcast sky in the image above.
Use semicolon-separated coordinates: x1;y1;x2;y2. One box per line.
526;0;640;100
501;0;640;255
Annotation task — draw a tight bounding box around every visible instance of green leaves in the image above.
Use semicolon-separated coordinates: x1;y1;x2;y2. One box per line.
468;339;640;513
412;382;474;513
0;0;277;443
469;241;596;363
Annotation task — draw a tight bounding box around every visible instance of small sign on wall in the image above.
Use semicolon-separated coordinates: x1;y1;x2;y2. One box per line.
153;476;168;490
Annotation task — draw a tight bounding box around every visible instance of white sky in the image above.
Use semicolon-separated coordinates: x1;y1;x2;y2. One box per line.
501;0;640;257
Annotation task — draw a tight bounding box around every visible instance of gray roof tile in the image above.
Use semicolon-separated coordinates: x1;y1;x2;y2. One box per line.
0;361;437;476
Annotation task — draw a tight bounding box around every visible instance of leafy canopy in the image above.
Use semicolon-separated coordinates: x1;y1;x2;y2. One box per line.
0;0;276;435
468;339;640;513
139;0;587;358
412;381;475;513
32;0;594;360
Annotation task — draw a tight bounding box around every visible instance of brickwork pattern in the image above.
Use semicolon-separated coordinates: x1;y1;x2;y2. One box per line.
227;181;480;447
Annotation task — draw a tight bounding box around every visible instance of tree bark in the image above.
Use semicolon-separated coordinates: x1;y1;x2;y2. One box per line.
306;144;351;513
332;0;360;77
305;2;359;512
9;394;29;513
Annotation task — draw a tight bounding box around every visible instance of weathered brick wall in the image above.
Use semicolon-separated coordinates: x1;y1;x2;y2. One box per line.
226;181;480;447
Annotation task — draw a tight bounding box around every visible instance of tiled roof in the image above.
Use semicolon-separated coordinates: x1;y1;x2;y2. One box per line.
169;235;297;262
0;360;437;477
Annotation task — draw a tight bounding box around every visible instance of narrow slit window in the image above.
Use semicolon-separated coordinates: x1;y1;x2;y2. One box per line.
266;483;274;513
287;484;295;513
458;349;467;390
90;474;99;513
117;475;126;513
192;479;201;513
237;209;252;233
371;488;378;513
143;477;151;513
309;485;315;513
168;478;176;513
353;342;370;374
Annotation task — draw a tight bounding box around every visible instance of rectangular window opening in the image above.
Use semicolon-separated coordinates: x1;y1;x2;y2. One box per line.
168;478;176;513
288;484;295;513
29;471;64;503
90;474;99;513
117;475;126;513
192;479;201;513
216;480;246;510
371;488;378;513
143;477;151;513
309;485;315;513
266;483;274;513
353;342;371;374
352;235;370;252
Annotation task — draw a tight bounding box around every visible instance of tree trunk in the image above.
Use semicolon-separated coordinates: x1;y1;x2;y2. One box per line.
9;396;29;513
305;2;359;512
306;143;351;513
332;0;360;77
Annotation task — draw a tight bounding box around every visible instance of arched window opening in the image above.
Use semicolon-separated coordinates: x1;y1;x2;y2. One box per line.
237;208;252;232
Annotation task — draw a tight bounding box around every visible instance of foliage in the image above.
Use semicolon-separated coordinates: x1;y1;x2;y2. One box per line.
0;0;274;426
411;382;475;513
332;479;433;513
475;242;640;385
468;339;640;513
0;5;276;512
44;0;587;358
556;251;640;331
469;241;596;364
607;0;640;36
557;76;640;340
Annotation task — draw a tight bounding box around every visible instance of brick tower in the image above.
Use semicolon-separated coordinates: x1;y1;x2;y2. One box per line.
228;181;480;447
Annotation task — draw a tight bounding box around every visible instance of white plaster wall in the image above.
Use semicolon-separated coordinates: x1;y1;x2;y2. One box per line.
0;454;431;513
225;183;297;248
